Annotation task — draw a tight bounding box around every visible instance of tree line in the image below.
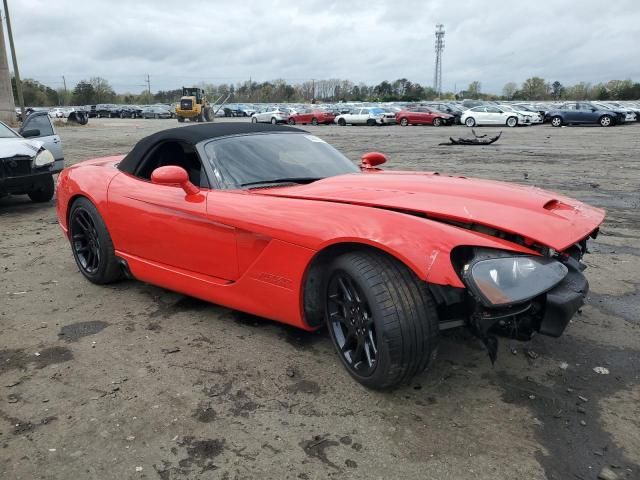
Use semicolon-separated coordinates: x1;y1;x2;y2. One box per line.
12;75;640;107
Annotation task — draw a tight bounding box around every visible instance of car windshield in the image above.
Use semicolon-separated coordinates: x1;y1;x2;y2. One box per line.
0;122;19;138
369;108;386;114
204;133;359;189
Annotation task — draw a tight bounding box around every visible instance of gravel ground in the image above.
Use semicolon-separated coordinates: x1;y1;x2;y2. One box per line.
1;118;639;480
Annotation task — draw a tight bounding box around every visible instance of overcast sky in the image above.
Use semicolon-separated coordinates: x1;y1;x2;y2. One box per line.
6;0;640;94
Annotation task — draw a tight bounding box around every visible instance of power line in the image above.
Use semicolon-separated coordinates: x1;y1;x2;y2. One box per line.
434;24;445;97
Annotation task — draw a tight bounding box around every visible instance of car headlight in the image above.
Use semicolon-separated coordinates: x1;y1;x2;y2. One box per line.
34;149;55;167
462;255;567;307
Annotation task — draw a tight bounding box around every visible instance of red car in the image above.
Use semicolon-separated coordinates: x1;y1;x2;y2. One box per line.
288;108;335;125
395;107;453;126
56;123;605;389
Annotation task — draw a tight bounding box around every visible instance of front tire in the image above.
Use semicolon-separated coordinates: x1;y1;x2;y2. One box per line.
68;197;122;284
551;116;563;127
271;117;278;125
432;117;442;126
506;116;518;127
366;119;377;126
288;118;296;125
311;117;319;126
27;175;54;203
399;118;409;126
599;115;613;127
465;117;476;127
251;116;258;123
325;251;439;390
177;115;185;123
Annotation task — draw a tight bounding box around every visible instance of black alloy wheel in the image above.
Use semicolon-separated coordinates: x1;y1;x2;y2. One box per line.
68;198;121;284
327;271;378;377
70;207;101;275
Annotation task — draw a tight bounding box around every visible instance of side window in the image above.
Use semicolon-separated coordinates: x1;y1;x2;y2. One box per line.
134;141;209;188
25;115;54;137
486;107;500;113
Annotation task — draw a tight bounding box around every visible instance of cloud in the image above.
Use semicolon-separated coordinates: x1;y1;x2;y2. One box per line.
8;0;640;94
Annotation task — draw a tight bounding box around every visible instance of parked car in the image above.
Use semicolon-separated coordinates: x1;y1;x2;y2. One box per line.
591;102;636;123
139;106;173;119
335;107;396;126
497;105;542;124
461;106;521;127
119;105;143;119
251;107;290;124
395;107;453;126
55;123;604;389
0;111;65;202
544;102;623;127
48;107;66;118
514;103;547;118
95;104;125;118
422;102;463;124
288;108;336;125
605;102;640;121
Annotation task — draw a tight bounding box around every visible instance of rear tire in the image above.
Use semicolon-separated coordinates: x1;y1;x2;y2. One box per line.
311;117;319;126
288;118;296;125
251;116;258;123
271;117;277;125
27;175;54;203
325;251;439;390
338;118;346;126
68;197;122;284
177;116;185;123
399;118;409;126
465;117;476;127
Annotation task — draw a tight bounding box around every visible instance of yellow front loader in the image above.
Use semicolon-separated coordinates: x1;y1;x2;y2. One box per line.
176;87;213;122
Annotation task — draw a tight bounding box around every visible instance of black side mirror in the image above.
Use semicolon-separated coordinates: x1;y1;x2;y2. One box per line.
21;128;41;138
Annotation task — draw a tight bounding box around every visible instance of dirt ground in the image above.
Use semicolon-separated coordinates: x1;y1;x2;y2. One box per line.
1;118;639;480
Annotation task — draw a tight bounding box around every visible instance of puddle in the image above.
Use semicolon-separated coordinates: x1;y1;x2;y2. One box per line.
58;321;109;342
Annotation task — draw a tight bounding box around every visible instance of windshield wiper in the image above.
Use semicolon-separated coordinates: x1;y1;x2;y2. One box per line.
240;177;323;188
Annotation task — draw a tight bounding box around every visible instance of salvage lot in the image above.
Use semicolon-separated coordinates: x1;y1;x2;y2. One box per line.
1;119;639;479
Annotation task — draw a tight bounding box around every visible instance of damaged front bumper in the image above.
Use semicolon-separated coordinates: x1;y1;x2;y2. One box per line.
433;246;592;362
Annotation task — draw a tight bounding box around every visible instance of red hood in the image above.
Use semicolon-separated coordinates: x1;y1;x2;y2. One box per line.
253;172;605;251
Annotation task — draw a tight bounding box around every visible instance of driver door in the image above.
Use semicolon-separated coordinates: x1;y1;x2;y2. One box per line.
106;143;238;281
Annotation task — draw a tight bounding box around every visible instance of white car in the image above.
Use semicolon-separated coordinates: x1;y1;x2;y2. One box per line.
335;107;396;126
48;107;66;118
251;108;290;124
461;106;522;127
498;105;542;124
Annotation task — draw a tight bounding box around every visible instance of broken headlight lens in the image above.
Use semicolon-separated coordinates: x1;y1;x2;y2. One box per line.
463;255;568;307
34;149;54;167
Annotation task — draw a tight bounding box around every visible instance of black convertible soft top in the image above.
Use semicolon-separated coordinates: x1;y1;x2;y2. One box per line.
118;123;303;174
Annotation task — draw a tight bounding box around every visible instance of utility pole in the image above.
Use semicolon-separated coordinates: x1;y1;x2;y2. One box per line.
62;75;67;106
3;0;24;120
0;5;15;124
145;74;151;100
433;24;445;98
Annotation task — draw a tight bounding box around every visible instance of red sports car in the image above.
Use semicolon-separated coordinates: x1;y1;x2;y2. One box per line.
395;107;453;126
288;108;336;126
56;123;605;389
